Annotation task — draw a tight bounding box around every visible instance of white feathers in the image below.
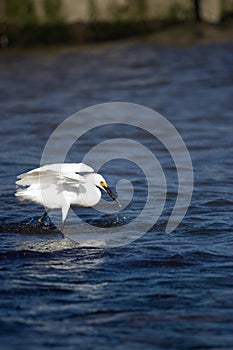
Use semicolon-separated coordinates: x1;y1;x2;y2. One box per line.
16;163;93;187
15;163;113;228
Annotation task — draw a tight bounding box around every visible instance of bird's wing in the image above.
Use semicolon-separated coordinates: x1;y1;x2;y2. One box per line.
16;170;85;187
16;163;94;188
18;163;94;176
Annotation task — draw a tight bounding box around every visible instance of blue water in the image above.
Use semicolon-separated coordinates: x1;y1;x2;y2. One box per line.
0;39;233;349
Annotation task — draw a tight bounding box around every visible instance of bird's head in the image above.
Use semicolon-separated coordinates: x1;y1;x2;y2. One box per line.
95;174;120;205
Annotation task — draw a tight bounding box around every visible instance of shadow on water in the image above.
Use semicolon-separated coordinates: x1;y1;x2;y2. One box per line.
0;215;58;234
0;212;131;235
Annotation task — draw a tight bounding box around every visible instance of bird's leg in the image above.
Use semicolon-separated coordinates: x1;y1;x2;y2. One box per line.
61;204;70;231
38;211;49;225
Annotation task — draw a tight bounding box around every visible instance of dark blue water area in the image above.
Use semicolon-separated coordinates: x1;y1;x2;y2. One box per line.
0;39;233;349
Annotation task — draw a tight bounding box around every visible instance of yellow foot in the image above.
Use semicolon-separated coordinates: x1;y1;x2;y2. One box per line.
38;212;47;225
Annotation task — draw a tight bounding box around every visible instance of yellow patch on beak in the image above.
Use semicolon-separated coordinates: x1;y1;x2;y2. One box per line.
100;181;107;188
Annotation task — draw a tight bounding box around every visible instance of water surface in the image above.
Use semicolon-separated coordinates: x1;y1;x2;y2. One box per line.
0;39;233;349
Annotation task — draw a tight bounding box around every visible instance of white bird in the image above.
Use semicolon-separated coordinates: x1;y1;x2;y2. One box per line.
15;163;119;229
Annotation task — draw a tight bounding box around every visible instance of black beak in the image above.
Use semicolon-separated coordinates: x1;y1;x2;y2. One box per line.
102;185;121;208
103;185;118;201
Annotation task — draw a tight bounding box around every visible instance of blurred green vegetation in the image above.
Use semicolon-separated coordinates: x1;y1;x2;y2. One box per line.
43;0;63;24
5;0;38;25
0;0;232;47
3;0;63;25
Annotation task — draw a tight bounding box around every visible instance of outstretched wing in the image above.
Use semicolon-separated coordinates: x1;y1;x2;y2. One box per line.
29;163;94;174
16;163;94;189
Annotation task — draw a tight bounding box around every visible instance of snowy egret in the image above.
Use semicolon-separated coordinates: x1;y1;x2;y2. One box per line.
15;163;119;229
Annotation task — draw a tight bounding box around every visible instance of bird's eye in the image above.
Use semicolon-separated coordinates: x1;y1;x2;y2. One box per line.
100;181;106;187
